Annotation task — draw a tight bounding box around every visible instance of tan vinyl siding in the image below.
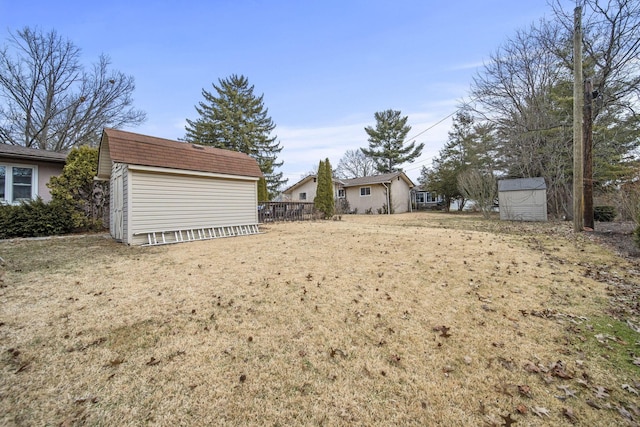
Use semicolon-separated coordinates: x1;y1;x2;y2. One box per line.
128;170;258;245
345;185;388;214
290;179;318;201
390;177;411;213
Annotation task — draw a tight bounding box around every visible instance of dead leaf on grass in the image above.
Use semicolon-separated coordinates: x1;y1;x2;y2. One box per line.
494;383;512;397
15;362;30;373
516;404;527;414
145;357;161;366
500;413;517;426
549;360;573;379
329;348;347;358
594;386;610;399
482;414;502;426
517;384;532;398
586;399;602;409
562;407;578;424
433;325;451;338
622;383;640;396
556;385;577;399
104;357;124;367
74;395;99;404
617;405;634;421
531;406;551;417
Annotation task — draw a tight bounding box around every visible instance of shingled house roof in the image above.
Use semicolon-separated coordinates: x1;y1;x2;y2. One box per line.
0;144;67;163
341;172;414;188
97;128;262;180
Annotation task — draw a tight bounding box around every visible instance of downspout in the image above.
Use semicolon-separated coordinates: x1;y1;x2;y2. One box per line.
382;182;390;215
409;189;413;213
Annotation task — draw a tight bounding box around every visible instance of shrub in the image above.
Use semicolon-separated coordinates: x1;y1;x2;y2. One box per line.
0;198;74;239
594;206;617;222
48;145;108;230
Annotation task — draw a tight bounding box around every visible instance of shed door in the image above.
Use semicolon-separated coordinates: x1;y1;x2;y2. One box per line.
113;169;124;241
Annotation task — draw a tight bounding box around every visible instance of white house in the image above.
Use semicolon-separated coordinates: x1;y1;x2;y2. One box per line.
96;128;263;245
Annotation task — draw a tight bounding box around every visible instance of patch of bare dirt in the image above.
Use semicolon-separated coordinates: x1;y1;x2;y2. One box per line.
591;221;639;259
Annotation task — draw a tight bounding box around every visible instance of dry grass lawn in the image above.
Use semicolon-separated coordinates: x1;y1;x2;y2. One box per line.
1;212;639;426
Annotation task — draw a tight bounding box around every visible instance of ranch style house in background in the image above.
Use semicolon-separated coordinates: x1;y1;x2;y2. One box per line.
283;171;415;214
96;128;263;246
411;185;445;210
0;144;67;204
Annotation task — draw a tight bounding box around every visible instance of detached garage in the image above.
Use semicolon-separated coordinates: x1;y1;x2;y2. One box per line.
96;128;263;245
498;177;548;222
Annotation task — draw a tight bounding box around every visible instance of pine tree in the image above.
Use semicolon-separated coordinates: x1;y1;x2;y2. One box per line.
322;158;335;218
361;109;424;173
314;159;334;218
257;177;269;202
184;74;286;197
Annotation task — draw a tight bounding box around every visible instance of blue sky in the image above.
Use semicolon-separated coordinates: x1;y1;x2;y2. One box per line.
1;0;574;184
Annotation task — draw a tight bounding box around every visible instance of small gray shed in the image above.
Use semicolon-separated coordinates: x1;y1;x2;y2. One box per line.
498;177;547;221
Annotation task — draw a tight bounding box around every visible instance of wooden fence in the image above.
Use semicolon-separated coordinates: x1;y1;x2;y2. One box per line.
258;202;316;222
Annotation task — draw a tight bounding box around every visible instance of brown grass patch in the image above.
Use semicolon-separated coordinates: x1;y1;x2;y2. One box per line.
1;213;638;426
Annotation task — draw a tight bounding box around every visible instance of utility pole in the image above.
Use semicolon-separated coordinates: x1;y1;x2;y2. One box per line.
583;79;594;230
573;6;584;232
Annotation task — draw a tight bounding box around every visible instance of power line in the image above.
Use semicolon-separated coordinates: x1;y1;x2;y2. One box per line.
406;108;459;142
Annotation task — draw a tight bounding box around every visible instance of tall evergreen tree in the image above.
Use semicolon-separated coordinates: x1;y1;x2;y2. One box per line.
184;74;286;197
257;177;269;202
361;109;424;173
314;158;334;218
419;110;500;211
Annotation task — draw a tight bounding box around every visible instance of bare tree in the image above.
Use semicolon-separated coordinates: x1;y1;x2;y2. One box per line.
550;0;640;117
457;168;497;219
470;1;640;218
0;27;146;151
335;149;375;179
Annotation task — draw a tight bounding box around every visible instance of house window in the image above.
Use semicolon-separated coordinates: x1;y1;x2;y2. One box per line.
0;164;37;204
415;192;425;204
299;192;307;200
12;167;33;201
426;192;438;203
338;189;345;198
360;187;371;196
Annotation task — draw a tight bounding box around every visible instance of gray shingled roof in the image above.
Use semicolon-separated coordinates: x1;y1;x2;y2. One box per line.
341;172;414;188
0;144;67;163
498;177;546;192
